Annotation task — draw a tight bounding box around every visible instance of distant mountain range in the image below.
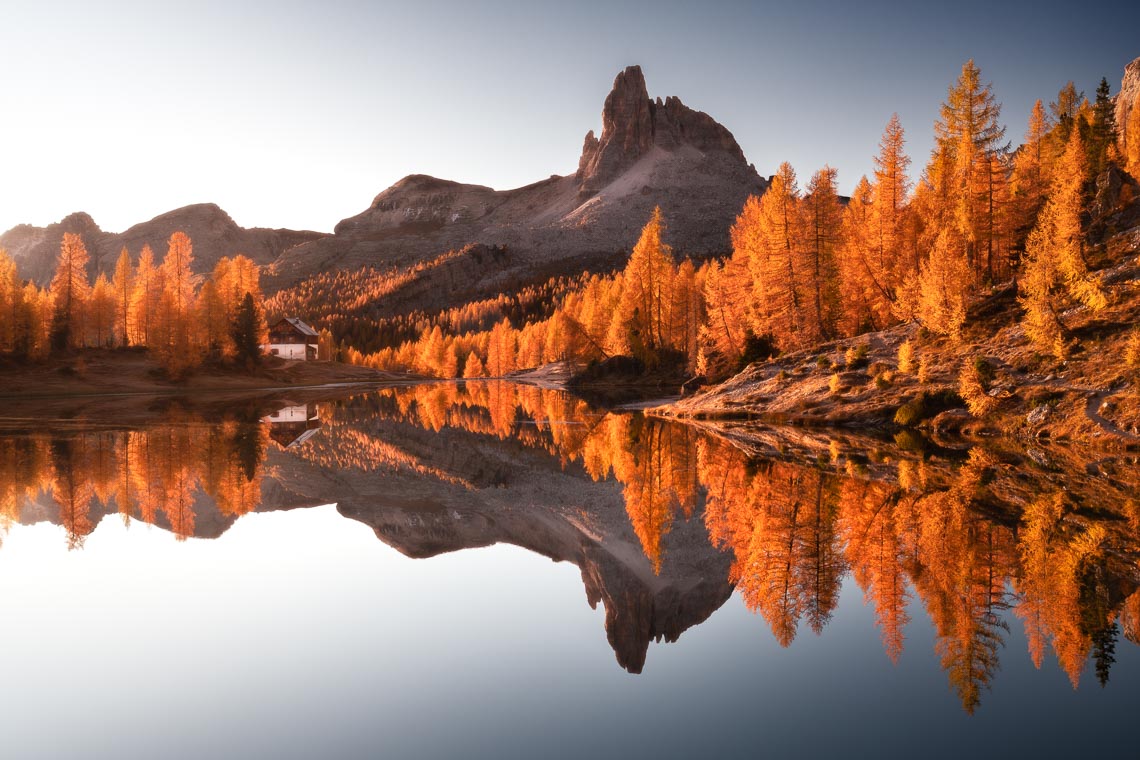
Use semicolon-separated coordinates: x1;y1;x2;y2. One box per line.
1;65;766;315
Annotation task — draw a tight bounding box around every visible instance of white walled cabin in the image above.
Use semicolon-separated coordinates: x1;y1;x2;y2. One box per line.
265;317;319;361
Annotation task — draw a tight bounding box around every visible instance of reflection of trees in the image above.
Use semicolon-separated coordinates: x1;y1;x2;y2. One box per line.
52;438;95;550
1014;490;1109;688
0;414;268;545
704;452;844;647
301;382;1140;713
439;391;1131;711
839;479;910;663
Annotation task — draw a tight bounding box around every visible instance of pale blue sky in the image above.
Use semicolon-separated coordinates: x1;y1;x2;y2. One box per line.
1;0;1138;235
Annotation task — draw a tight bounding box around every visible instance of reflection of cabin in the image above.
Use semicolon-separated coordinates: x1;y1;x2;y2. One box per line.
264;403;322;448
265;317;319;361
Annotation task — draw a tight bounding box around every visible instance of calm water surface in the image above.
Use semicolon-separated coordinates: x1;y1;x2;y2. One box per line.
1;381;1138;758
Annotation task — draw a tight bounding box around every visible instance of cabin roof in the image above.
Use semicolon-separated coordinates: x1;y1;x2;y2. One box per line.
271;317;319;339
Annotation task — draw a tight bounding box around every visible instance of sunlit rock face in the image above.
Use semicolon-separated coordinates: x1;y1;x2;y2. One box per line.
575;65;750;197
1115;56;1140;154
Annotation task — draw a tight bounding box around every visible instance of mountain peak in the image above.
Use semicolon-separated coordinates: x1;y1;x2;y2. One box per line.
575;65;749;197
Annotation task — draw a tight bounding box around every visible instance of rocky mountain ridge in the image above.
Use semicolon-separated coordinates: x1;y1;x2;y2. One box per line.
0;203;326;284
2;65;765;314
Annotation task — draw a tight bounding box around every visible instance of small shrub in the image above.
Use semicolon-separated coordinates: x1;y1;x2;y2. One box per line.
898;340;915;374
874;371;893;390
868;360;890;376
894;397;926;426
845;343;870;369
829;373;842;394
893;389;964;426
917;354;932;383
960;360;998;417
817;356;832;371
738;331;779;370
1125;329;1140;369
776;369;789;382
972;356;995;384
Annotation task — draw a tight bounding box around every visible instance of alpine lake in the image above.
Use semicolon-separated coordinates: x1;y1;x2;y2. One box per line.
1;380;1137;759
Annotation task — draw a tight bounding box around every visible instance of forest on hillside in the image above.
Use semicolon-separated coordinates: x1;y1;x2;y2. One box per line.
0;232;279;377
282;61;1140;386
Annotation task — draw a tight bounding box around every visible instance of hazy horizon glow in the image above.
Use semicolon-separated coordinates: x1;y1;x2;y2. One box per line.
1;0;1138;236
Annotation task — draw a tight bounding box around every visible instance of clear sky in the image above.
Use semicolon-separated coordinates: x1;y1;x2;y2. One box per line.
2;0;1139;235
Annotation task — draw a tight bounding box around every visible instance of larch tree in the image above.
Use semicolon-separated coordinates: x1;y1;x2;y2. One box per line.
915;229;971;339
153;232;200;376
111;247;134;347
872;114;914;290
462;351;486;378
1050;81;1084;146
486;318;517;377
932;59;1007;283
1010;100;1052;252
836;176;888;333
1018;127;1107;358
612;207;676;363
49;233;93;350
669;258;703;371
128;244;160;346
803;166;843;338
87;273;116;347
196;278;229;359
0;249;19;353
744;162;816;349
698;256;750;379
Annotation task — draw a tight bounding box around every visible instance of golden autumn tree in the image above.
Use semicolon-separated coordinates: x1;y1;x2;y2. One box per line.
749;162;818;349
609;416;685;574
930;60;1007;283
87;273;116;347
1010;100;1052;250
803;166;843;338
0;249;24;354
49;232;92;350
128;244;160;346
1018;127;1107;358
210;254;266;357
151;232;200;376
669;258;704;371
196;278;229;359
699;255;750;378
872;114;914;292
462;351;486;378
111;247;134;347
485;318;517;377
611;207;676;363
915;230;971;339
837;176;889;333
